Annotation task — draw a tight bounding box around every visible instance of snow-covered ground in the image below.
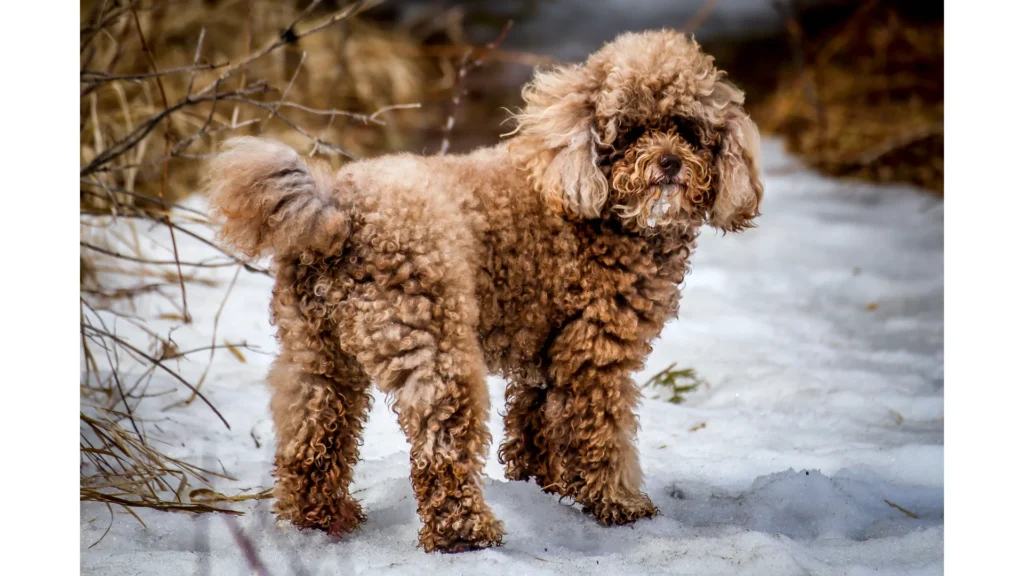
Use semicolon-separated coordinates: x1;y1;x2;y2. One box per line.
80;139;944;575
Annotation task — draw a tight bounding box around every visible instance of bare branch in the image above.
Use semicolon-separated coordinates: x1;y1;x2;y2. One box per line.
682;0;724;34
193;0;369;98
81;61;226;85
81;241;239;269
439;20;513;156
81;325;231;430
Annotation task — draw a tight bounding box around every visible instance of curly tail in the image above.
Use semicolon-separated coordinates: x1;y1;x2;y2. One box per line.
206;137;350;259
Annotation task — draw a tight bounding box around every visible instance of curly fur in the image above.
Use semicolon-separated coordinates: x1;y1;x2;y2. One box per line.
206;29;763;553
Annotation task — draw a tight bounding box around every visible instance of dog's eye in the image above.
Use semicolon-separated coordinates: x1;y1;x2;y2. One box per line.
672;118;702;148
618;126;645;147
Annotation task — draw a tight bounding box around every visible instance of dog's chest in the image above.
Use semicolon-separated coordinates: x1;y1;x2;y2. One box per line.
475;218;695;377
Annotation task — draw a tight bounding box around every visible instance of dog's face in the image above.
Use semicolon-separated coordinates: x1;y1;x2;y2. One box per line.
601;116;719;229
511;30;763;232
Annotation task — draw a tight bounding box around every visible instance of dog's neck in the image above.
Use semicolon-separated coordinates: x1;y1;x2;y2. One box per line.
571;211;700;269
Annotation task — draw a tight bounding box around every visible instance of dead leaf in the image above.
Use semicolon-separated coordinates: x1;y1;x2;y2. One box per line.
225;342;247;363
189;487;273;504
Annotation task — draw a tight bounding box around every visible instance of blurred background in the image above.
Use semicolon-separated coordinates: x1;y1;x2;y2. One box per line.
81;0;943;205
80;0;942;521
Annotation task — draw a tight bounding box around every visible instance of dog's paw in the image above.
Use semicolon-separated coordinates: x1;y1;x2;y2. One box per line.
586;492;659;526
284;498;365;538
419;511;505;553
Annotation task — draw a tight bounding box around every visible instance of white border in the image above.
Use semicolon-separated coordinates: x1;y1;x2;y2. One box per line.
0;2;80;573
946;1;1022;573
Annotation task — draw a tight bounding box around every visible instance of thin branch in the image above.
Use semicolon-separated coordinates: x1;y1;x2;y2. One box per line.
774;0;827;144
81;60;226;85
682;0;724;34
80;82;273;176
193;0;369;98
259;50;307;133
81;241;238;269
81;180;206;216
130;7;191;323
185;28;207;97
438;20;513;156
80;490;242;515
100;323;144;443
368;102;422;122
218;94;354;158
849;124;943;166
81;325;231;430
190;265;242;405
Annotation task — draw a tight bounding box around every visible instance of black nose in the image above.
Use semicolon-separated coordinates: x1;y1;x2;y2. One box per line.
659;154;682;176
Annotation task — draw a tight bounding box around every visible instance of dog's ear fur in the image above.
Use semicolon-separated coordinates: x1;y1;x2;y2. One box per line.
510;64;607;219
706;81;764;232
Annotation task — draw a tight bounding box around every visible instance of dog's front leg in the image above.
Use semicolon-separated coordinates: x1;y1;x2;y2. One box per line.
345;284;505;553
498;376;549;483
540;298;659;525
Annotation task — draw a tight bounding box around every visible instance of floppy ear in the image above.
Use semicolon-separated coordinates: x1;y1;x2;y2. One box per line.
509;64;607;219
707;81;764;232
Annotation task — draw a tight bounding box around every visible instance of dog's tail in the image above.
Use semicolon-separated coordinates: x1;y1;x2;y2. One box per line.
207;137;350;259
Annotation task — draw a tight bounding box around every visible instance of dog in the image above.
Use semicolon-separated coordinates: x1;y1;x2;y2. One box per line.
207;29;763;553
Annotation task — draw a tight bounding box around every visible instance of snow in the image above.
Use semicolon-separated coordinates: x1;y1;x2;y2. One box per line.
80;139;944;575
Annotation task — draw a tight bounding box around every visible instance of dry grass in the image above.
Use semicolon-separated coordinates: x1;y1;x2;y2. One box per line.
78;0;485;535
80;0;439;210
80;1;533;537
752;1;943;194
642;363;709;404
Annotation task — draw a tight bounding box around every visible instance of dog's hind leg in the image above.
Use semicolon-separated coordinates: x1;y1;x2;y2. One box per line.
267;262;373;536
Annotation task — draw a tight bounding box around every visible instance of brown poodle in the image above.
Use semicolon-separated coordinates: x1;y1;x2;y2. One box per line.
206;29;763;553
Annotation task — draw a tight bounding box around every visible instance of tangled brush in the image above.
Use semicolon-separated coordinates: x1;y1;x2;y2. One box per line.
754;1;943;194
81;0;434;211
79;0;456;537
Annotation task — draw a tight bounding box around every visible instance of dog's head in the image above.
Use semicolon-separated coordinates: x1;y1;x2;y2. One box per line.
510;30;763;232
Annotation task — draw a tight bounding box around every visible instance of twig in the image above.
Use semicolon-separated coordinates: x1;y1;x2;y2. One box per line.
185;28;207;98
682;0;724;34
438;20;513;156
160;222;270;276
189;265;243;405
194;0;369;99
81;61;228;85
884;499;920;519
81;180;207;217
81;490;242;516
81;241;239;268
231;0;255;127
368;102;423;122
415;44;554;67
81;325;231;430
850;124;943;166
281;100;422;124
259;50;307;133
80;82;274;176
218;94;354;158
130;5;191;323
774;0;827;146
100;321;144;443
